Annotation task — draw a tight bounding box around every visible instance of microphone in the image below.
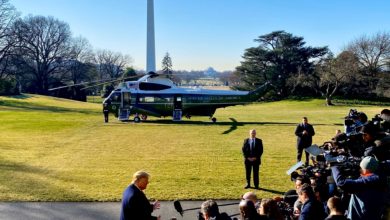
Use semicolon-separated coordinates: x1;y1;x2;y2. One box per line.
173;200;183;216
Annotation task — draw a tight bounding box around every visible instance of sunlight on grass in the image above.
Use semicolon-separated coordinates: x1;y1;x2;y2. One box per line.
0;95;387;201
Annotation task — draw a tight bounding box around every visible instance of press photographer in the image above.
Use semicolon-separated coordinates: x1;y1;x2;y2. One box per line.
331;156;386;220
344;109;367;136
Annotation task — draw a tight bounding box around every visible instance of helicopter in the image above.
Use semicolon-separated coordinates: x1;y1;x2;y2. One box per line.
102;72;271;123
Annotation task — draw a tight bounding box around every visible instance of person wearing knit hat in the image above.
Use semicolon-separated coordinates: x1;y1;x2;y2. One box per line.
359;156;379;172
331;156;386;220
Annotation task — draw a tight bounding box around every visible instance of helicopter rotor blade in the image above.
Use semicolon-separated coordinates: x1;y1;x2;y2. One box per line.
80;74;144;90
48;78;112;91
49;74;143;91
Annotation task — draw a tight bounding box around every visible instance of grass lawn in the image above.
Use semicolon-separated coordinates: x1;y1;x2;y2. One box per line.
0;94;387;201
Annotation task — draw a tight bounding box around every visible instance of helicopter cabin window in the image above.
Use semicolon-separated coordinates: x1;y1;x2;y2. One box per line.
139;96;171;103
139;82;171;90
139;97;155;103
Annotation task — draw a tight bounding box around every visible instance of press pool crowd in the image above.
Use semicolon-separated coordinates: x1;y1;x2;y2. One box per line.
120;108;390;220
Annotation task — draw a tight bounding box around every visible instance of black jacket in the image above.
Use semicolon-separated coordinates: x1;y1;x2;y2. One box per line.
242;138;263;163
295;123;315;148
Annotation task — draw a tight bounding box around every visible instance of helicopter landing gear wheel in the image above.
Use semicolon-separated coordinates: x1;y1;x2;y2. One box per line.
211;117;217;123
141;114;148;120
134;116;141;123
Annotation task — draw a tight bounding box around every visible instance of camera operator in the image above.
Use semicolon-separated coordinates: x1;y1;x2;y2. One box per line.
345;110;370;136
362;122;389;161
331;156;386;220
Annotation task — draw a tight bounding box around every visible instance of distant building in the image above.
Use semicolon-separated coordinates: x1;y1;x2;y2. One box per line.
204;67;217;78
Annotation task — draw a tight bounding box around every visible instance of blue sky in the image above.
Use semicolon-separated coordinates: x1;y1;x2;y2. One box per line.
10;0;390;71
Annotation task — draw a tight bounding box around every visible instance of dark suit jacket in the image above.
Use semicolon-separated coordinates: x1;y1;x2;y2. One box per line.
242;137;263;163
120;184;157;220
295;123;315;148
299;198;326;220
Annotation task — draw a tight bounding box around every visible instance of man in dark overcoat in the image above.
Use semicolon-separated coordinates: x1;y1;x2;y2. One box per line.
120;171;160;220
295;117;315;166
242;129;263;189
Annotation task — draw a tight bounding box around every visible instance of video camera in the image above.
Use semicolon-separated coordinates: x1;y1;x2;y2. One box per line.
324;152;362;178
344;109;359;127
372;114;383;129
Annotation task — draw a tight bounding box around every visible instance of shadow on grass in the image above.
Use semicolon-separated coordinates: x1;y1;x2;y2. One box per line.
243;186;285;195
0;99;98;115
0;156;93;201
141;118;297;126
120;118;334;134
258;187;285;195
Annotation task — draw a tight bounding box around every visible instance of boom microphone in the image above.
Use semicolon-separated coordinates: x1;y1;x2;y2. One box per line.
173;200;183;216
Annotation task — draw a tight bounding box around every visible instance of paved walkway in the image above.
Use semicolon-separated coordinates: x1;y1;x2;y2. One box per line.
0;200;240;220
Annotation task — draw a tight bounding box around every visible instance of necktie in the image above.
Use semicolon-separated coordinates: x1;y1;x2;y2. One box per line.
251;139;254;152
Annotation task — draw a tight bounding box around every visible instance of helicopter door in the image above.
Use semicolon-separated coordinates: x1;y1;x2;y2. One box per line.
122;92;131;108
118;92;131;121
173;95;182;121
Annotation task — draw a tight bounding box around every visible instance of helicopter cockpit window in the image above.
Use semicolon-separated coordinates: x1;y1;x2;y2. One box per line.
110;92;121;102
139;82;171;90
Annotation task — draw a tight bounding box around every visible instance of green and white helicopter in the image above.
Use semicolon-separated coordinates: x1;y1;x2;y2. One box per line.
103;72;271;123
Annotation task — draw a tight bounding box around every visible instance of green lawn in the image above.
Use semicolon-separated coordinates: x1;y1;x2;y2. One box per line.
0;94;387;201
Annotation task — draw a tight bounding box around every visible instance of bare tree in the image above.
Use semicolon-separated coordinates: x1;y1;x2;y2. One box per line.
346;31;390;77
12;15;72;94
0;0;19;79
316;51;360;105
65;36;96;85
95;49;132;80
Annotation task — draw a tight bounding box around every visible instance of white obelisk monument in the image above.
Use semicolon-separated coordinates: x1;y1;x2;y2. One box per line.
146;0;156;73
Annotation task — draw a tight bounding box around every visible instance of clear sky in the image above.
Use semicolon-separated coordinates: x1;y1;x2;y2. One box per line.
10;0;390;71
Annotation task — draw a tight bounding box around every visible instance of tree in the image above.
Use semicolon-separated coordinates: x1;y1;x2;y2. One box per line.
346;31;390;77
95;49;132;80
314;51;360;105
0;0;19;79
122;67;137;80
52;36;97;101
12;15;72;94
346;32;390;94
235;31;328;97
95;49;132;97
66;36;95;85
161;52;172;77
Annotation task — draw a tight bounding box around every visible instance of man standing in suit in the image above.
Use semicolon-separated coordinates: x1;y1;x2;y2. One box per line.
120;170;160;220
295;117;315;166
242;129;263;189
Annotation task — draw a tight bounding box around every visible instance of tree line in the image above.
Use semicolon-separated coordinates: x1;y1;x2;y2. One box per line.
0;0;389;104
0;0;133;100
233;31;390;105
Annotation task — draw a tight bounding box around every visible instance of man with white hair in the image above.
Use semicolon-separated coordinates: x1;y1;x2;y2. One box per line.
242;129;264;189
331;156;386;220
120;170;160;220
